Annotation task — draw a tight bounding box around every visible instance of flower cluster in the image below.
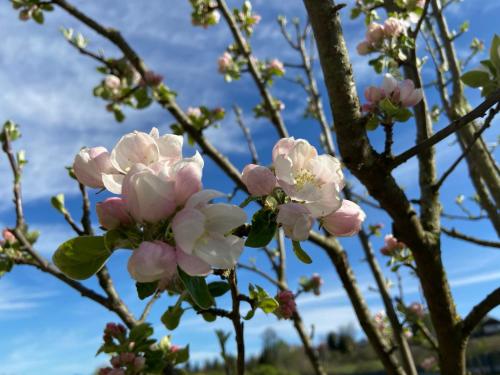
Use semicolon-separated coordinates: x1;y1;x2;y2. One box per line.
242;137;366;242
364;74;423;112
299;273;324;296
73;128;247;285
380;234;406;256
274;290;297;319
357;18;409;56
189;0;220;28
234;0;261;36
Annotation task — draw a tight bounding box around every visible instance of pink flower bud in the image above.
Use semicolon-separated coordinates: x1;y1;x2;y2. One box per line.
311;273;323;296
120;352;136;364
110;356;121;368
267;59;285;75
187;107;202;119
364;86;383;104
251;14;261;24
141;71;163;87
96;197;133;230
362;103;376;113
398;80;423;107
127;241;177;283
108;370;125;375
218;52;233;73
380;234;405;256
134;356;146;370
408;302;425;318
356;40;372;55
365;23;385;44
277;203;314;241
275;290;296;319
241;164;277;196
383;17;408;38
73;147;115;188
104;75;121;91
170;345;180;353
2;229;16;244
381;73;398;97
321;200;366;237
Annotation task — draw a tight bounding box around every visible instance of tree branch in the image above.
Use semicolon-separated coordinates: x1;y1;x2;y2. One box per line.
392;89;500;168
233;105;259;164
462;287;500;337
441;227;500;248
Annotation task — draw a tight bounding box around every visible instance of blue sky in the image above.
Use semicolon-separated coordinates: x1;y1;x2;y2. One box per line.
0;0;499;374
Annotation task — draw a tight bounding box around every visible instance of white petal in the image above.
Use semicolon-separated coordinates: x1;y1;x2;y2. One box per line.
111;131;159;173
274;155;294;185
172;208;206;254
201;204;247;234
185;189;225;209
176;249;212;276
156;134;184;161
287;140;318;171
194;233;244;269
102;173;125;194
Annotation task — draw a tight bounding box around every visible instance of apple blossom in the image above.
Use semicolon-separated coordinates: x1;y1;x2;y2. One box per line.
127;241;211;283
122;164;177;223
104;74;121;91
321;200;366;237
251;14;261;24
381;73;398;97
364;86;383;103
172;190;247;269
218;52;233;73
267;59;285;75
276;203;314;241
96;197;133;230
366;22;385;44
356;40;372;55
241;164;277;196
275;290;296;319
1;229;16;245
73;146;116;189
272;137;344;217
398;79;424;107
383;17;408;38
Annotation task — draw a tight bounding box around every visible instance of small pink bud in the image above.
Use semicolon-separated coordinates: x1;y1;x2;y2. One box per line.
275;290;296;319
241;164;277;196
365;23;385;44
251;14;261;24
364;86;383;104
267;59;285;75
380;234;405;256
170;345;180;353
218;52;233;73
408;302;425;318
2;229;16;244
356;40;372;55
96;197;133;230
127;241;177;283
141;71;163;87
321;200;366;237
120;352;135;364
187;107;202;119
277;203;314;241
110;355;121;368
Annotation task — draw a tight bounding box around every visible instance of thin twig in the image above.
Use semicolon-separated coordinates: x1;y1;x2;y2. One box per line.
139;291;162;323
233;105;259;164
392;89;500;167
441;227;500;248
228;269;245;375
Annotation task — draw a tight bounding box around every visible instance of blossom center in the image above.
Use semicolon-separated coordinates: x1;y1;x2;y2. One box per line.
294;169;319;190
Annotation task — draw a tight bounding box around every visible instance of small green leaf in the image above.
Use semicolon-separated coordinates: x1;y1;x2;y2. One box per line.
393;107;413;123
245;209;277;248
202;311;217;322
161;305;184;330
177;267;213;309
489;34;500;71
136;281;158;300
32;9;44;24
208;281;231;298
104;229;133;250
129;323;154;342
134;87;153;109
366;115;379;131
461;70;491;88
53;236;111;280
292;241;312;264
379;97;400;116
173;345;190;364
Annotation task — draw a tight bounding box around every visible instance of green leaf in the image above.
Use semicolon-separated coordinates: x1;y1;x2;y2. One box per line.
245;209;277;248
378;97;400;116
202;311;217;322
350;7;361;19
292;241;312;264
177;267;213;309
134;87;152;109
208;281;231;298
0;257;13;278
129;323;154;342
161;305;184;330
461;70;491;88
104;229;133;250
53;236;111;280
366;115;379;131
393;107;413;123
489;34;500;71
172;345;190;365
136;281;158;300
480;60;497;77
32;9;44;24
